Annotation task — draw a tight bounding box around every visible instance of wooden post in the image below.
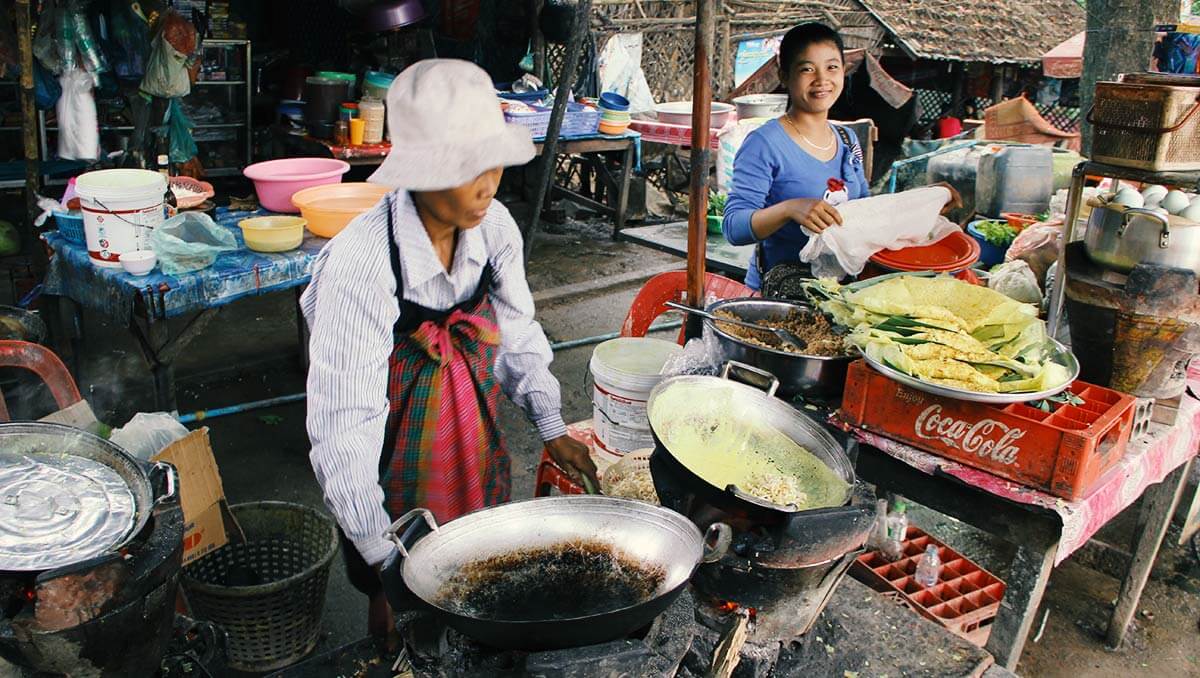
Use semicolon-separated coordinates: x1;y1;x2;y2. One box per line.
685;0;716;340
1080;0;1180;153
16;0;40;222
522;0;593;265
990;65;1005;105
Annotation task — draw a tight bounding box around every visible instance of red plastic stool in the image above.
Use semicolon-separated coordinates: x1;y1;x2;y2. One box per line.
619;270;754;344
0;341;83;422
533;423;597;497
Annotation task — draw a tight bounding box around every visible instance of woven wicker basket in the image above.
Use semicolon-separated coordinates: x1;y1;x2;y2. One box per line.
182;502;337;673
1089;81;1200;172
599;448;658;504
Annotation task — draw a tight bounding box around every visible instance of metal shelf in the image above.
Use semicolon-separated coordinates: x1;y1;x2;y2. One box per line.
204;167;242;177
35;40;253;178
44;126;136;132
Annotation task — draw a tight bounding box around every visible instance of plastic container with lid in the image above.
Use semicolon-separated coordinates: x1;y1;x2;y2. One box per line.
359;98;385;144
363;71;396;100
303;77;344;123
315;71;356;100
588;337;683;461
975;145;1053;218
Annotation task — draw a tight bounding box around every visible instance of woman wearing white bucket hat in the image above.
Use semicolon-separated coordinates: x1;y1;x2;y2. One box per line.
300;59;598;641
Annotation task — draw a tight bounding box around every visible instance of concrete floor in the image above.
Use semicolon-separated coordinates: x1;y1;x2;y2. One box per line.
41;209;1200;676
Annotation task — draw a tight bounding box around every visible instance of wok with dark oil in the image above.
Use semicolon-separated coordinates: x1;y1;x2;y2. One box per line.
379;496;730;650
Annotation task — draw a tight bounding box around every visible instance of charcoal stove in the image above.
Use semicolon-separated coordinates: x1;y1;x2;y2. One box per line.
0;487;184;676
399;587;697;678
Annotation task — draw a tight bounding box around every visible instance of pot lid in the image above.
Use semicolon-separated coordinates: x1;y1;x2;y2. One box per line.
0;448;136;572
870;230;980;273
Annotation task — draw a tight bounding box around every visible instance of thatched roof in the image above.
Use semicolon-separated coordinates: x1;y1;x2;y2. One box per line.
856;0;1086;64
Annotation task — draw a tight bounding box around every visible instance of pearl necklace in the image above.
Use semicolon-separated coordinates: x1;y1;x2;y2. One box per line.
782;115;834;151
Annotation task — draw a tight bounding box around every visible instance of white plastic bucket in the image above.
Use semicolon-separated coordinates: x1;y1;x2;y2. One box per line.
589;337;682;462
75;169;167;268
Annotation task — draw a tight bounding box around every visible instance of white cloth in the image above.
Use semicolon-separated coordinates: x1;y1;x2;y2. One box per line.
301;191;566;565
56;68;99;161
799;186;960;279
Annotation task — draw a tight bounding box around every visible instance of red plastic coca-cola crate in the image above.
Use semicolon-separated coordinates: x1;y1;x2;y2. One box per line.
840;360;1137;501
852;526;1006;646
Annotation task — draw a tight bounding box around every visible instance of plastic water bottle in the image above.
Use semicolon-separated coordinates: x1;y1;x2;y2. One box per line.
866;499;889;552
915;544;942;588
881;499;908;562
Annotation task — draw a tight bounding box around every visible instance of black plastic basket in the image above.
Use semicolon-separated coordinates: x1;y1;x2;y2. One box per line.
181;501;338;673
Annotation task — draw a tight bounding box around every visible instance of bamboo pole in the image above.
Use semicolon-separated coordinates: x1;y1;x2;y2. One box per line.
16;0;39;221
522;0;593;264
685;0;716;340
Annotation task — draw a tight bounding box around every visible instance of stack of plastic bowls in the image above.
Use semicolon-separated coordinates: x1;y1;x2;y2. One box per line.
598;92;631;135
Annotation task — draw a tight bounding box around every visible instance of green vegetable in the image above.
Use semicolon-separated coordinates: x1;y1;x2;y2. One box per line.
973;220;1017;248
708;190;727;217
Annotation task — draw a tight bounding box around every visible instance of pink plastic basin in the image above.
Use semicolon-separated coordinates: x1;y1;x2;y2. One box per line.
243;158;350;213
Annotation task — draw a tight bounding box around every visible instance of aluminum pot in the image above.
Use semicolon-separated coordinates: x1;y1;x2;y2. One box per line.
1084;203;1200;275
704;297;855;399
0;422;176;573
732;93;788;119
379;496;730;650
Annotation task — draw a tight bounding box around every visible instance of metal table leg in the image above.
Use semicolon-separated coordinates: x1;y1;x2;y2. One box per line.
130;308;220;412
613;143;634;238
986;533;1061;670
1105;460;1192;648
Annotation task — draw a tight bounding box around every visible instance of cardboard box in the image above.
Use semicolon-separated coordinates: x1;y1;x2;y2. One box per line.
153;429;230;565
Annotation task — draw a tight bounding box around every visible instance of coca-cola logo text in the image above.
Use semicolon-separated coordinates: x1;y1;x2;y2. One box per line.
914;405;1025;465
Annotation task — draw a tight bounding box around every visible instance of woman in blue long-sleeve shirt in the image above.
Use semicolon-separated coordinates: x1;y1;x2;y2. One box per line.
723;23;868;291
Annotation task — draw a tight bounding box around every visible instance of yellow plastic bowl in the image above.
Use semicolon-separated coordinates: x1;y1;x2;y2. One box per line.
239;216;307;252
290;182;391;238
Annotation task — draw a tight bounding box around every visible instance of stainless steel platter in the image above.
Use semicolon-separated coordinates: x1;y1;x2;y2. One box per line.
860;337;1081;404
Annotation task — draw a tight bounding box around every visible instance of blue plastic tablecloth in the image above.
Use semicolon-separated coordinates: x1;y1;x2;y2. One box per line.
43;207;326;325
533;130;642;172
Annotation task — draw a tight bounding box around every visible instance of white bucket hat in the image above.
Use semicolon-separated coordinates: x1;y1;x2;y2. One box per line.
368;59;535;191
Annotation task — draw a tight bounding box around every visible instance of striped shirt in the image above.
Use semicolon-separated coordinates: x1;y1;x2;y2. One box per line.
301;190;566;565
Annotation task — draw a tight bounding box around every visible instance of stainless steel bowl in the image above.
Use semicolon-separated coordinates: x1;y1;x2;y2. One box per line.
704;298;856;399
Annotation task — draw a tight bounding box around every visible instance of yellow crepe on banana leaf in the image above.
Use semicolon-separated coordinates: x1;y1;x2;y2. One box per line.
808;276;1070;395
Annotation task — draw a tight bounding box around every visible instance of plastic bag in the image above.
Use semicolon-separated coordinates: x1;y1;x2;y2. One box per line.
598;33;656;116
55;67;99;160
33;2;68;75
34;60;62;110
108;0;151;81
659;333;727;379
150;212;237;274
110;412;190;461
987;261;1042;305
140;33;191;99
800;186;960;279
718;119;768;193
1004;219;1062;283
166;99;198;164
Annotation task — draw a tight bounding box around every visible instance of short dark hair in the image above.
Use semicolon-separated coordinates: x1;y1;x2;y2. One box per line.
778;23;845;76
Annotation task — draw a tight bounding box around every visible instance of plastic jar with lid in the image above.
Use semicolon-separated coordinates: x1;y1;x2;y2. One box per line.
359;98;386;145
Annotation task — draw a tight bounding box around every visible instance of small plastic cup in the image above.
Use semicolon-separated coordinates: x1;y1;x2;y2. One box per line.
349;118;366;146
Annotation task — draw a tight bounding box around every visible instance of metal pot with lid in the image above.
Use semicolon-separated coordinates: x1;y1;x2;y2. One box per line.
1084;202;1200;275
0;422;176;573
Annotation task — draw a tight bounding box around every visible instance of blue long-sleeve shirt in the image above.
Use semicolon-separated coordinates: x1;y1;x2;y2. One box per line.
723;120;869;290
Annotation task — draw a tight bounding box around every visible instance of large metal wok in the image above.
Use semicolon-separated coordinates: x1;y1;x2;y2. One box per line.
646;362;856;526
379;496;730;650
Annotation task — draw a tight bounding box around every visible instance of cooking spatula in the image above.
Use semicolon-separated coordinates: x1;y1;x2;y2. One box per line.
665;301;807;352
